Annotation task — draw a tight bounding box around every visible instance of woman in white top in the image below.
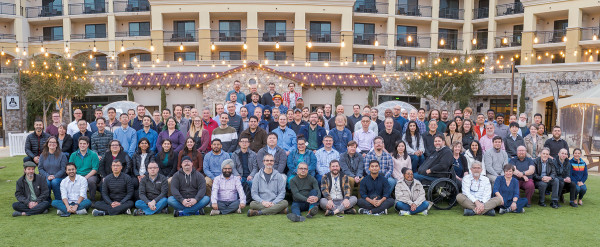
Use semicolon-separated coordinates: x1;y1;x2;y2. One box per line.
391;140;412;182
132;137;155;182
464;140;485;175
402;121;425;171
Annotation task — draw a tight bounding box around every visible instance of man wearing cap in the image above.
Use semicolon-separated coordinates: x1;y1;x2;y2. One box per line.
289;108;308;134
134;161;169;216
168;156;210;217
12;161;50;217
210;159;246;215
272;94;288;115
51;162;92;216
92;159;134;216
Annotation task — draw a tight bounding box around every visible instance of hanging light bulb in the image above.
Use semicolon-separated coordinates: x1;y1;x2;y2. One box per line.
472;38;477;45
533;37;539;43
1;50;4;56
340;40;344;48
243;42;247;50
40;46;45;52
439;39;445;46
15;44;19;53
89;53;93;59
407;35;412;42
64;45;69;53
276;41;280;49
374;40;379;46
121;44;125;52
307;41;312;48
211;42;215;51
502;37;508;44
93;46;97;53
179;43;184;51
593;35;598;41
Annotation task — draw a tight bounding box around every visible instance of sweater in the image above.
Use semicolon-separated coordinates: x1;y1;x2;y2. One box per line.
504;134;525;157
339;152;364;178
170;169;207;202
91;130;114;155
240;127;268;153
69;149;99;176
392;155;412;181
211;126;239;153
289;175;321;202
155;151;177;177
203;151;231;179
58;134;73;154
227;113;244;135
177;149;204;172
569;158;588;183
189;129;210;153
157;129;186;154
101;173;134;204
418;146;454;178
113;126;138;157
38;152;68;179
403;133;425;155
321;173;352;200
484;148;508;177
250;169;286;203
493;176;521;205
544;137;570;158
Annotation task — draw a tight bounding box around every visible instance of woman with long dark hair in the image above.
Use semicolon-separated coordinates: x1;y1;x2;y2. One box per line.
178;137;204;173
391;140;412;182
155;139;177;180
464;140;484;174
444;120;462;148
132;137;155;182
461;119;479;151
38;136;68;200
402;121;425;171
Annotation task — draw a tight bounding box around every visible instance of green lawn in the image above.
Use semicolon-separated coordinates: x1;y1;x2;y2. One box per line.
0;155;598;246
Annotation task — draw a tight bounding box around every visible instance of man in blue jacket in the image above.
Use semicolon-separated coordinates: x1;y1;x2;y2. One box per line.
299;112;327;152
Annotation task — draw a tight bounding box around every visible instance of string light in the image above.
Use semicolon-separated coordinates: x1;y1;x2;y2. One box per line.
534;37;539;43
407;36;412;42
150;39;155;52
276;41;280;49
211;42;216;50
179;42;184;51
374;39;379;46
472;38;477;45
93;41;97;52
307;41;312;48
439;39;445;46
243;42;247;50
121;41;125;52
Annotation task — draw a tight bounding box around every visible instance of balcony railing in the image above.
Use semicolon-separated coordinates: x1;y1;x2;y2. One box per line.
0;67;17;74
472;38;488;50
71;32;108;39
29;35;64;42
496;2;524;17
353;1;388;14
307;31;341;43
164;31;197;42
473;7;489;19
0;2;16;15
353;33;387;46
396;4;432;17
116;30;151;37
69;2;108;15
396;34;431;48
26;4;63;18
0;34;15;40
534;30;567;44
212;30;245;42
259;30;294;42
494;34;522;48
438;39;462;50
259;54;291;61
580;27;600;41
113;0;150;12
439;8;464;20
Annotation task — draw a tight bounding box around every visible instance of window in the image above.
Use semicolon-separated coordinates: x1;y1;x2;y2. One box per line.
83;0;106;13
490;99;517;123
396;25;417;46
174;52;196;61
353;53;374;63
553;20;568;42
219;20;242;41
129;22;150;36
551;53;565;64
85;24;106;38
174;21;195;38
354;23;375;45
309;22;331;42
264;51;286;60
396;55;416;71
440;0;460;19
474;29;488;49
90;55;107;70
219;51;242;60
439;28;459;49
130;53;151;63
309;52;330;61
42;0;62;14
43;26;63;41
513;24;523;45
354;0;376;12
264;21;286;41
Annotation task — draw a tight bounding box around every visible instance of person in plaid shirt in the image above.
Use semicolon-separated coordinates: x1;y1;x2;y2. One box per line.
363;136;395;197
319;160;357;216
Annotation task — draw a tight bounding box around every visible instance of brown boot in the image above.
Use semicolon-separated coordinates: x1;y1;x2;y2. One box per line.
247;209;259;217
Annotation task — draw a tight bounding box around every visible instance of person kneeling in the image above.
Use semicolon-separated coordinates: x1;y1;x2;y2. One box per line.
457;161;502;216
134;161;169;216
357;160;395;215
247;154;288;217
320;160;358;216
168;156;210;217
493;164;528;214
395;168;430;216
93;159;135;216
287;162;321;222
52;163;92;216
210;159;246;216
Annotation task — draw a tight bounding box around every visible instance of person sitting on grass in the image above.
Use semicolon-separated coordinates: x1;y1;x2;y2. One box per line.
394;168;430;216
93;159;134;216
134;161;169;216
168;156;210;217
287;162;321;222
52;163;92;216
456;162;502;216
569;148;588;207
493;164;528;214
210;159;246;216
533;148;560;208
247;154;288;217
320;160;358;216
12;161;50;217
357;160;395;215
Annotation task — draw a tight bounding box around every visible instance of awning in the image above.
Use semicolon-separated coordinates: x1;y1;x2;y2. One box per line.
558;83;600;108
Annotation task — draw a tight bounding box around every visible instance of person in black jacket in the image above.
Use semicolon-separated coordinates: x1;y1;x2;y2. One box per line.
554;148;575;206
416;135;454;183
378;118;403;153
132;138;155;182
100;140;136;197
134;161;168;216
93;159;134;216
57;124;73;156
533;148;560;208
24;119;51;163
155;139;177;180
12;161;50;217
450;141;469;182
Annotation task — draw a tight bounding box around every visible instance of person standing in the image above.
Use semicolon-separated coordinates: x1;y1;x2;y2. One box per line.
225;80;246;105
72;119;93;152
24;119;51;163
67;109;91;136
240;116;268;153
46;111;62;136
91;118;114;160
282;82;301;109
261;82;278;107
136;115;158;153
113;113;138;157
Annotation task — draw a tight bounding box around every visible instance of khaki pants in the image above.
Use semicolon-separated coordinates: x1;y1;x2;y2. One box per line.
205;177;213;197
456;194;503;214
348;177;361;198
249;200;288;215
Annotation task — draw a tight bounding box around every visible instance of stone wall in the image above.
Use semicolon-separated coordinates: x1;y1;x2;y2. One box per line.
0;75;27;132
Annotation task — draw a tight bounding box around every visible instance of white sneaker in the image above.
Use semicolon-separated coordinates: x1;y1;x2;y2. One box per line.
210;210;220;216
399;210;410;216
76;209;88;215
420;210;428;216
383;209;388;215
57;210;63;215
126;209;132;215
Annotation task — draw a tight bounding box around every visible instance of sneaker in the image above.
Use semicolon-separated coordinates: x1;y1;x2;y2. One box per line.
399;210;410;216
383;209;388;215
344;208;357;215
210;210;220;216
76;209;88;215
43;209;48;214
12;211;22;217
198;209;205;215
247;209;259;217
551;201;559;209
236;208;242;214
57;210;63;215
92;209;105;217
358;208;369;215
173;210;182;217
281;208;288;214
463;209;475;216
162;208;169;214
570;201;578;207
287;213;306;222
324;210;334;216
483;210;496;216
518;208;525;213
133;209;145;216
60;211;71;217
126;209;132;215
306;206;318;218
538;202;547;207
419;210;428;216
498;208;510;214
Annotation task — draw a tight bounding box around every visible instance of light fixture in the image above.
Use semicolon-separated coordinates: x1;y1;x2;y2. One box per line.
276;41;280;49
15;44;19;53
64;45;69;53
40;46;45;52
179;43;184;51
562;36;567;42
534;37;539;43
150;40;155;52
243;42;248;50
121;41;125;52
211;42;216;50
439;39;445;46
502;37;508;44
374;40;379;46
593;35;598;41
472;38;477;45
407;35;412;42
307;41;312;48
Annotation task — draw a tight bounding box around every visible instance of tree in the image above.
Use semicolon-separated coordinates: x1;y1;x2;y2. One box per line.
160;86;167;110
404;59;483;109
334;87;342;107
519;78;526;114
367;86;374;106
128;87;135;102
19;55;94;127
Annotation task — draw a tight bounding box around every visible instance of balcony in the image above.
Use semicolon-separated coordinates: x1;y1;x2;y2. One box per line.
71;32;108;39
396;4;432;17
353;1;388;14
26;5;63;18
0;34;15;40
307;31;341;43
439;8;464;20
0;2;16;15
496;2;523;17
28;35;64;42
259;30;294;42
164;31;197;42
353;33;386;46
69;2;108;15
212;30;245;42
534;30;567;44
473;7;489;19
438;39;462;50
580;27;600;41
472;38;487;50
116;30;151;37
396;34;430;48
113;0;150;12
494;34;522;48
0;67;17;74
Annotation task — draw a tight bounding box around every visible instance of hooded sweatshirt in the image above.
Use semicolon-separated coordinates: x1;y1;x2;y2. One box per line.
170;168;207;203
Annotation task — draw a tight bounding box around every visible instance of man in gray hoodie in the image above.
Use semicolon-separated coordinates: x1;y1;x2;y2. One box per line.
247;154;288;216
168;156;210;217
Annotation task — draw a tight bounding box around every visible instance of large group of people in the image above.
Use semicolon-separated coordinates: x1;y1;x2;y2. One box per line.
14;81;589;220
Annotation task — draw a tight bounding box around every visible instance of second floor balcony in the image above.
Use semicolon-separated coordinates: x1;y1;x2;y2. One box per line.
535;30;567;44
472;38;488;50
212;30;245;42
473;7;489;19
259;30;294;42
396;4;432;17
580;27;599;41
353;33;386;46
164;31;197;42
114;0;150;12
0;2;16;15
353;1;388;14
307;31;341;43
29;35;64;42
494;34;522;48
438;39;463;50
26;4;63;18
396;34;431;48
0;34;15;40
69;2;108;15
116;30;151;37
71;32;108;39
439;8;464;20
496;2;524;17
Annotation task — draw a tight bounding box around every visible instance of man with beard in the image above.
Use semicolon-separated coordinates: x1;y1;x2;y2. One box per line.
392;106;408;132
532;148;560;208
357;160;395;215
93;159;134;216
282;82;301;109
261;82;277;107
518;113;529;137
544;126;570;158
240;116;268;152
289;109;308;134
12;161;50;217
210;159;246;215
457;161;503;216
320;160;357;216
299;112;327;152
226;80;246;105
245;93;264;119
415;135;454;183
294;97;305;111
287;162;321;222
24;119;51;163
246;84;262;105
247;154;288;216
203;139;232;195
52;163;92;216
268;108;281;132
134;162;169;216
67;109;91;136
169;156;210;216
225;101;243;136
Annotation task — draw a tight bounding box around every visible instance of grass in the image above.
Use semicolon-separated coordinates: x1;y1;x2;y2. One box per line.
0;155;599;246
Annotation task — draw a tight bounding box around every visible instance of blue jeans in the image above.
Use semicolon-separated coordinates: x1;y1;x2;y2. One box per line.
217;200;240;215
410;154;425;171
413;173;437;183
575;184;587;200
51;199;92;213
291;189;318;216
167;196;210;215
47;178;63;201
395;201;429;214
135;198;168;215
501;198;528;213
386;177;396;197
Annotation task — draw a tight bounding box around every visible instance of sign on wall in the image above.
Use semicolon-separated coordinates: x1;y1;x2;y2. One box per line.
6;96;19;110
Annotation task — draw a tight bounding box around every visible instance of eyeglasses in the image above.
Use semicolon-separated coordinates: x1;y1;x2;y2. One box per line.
264;160;274;162
297;167;308;170
111;144;121;147
48;141;57;144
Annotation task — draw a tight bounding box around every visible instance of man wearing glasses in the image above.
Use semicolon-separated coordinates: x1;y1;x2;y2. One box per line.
456;161;503;216
247;154;288;217
134;161;169;216
67;109;91;137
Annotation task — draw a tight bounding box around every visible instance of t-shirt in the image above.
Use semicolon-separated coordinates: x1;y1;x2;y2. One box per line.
509;157;534;179
307;127;318;150
264;172;272;183
139;153;148;175
26;179;37;201
330;176;343;200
